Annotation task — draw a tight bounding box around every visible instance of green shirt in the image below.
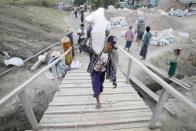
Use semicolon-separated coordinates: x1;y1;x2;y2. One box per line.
168;58;177;77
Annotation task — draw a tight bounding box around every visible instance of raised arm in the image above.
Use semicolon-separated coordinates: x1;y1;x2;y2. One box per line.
79;39;94;55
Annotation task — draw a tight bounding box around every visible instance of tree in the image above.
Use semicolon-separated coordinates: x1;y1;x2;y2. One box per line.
74;0;86;6
87;0;118;8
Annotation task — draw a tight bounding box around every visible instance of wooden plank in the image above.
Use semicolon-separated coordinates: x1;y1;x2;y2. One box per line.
55;91;136;96
65;73;125;77
149;90;169;129
58;87;136;93
19;91;39;130
40;110;152;124
126;58;132;83
49;98;143;106
45;106;150;115
68;69;122;73
129;75;176;116
29;122;150;131
146;63;191;90
45;102;150;114
49;100;148;108
61;79;126;84
64;75;125;80
55;88;137;96
59;82;131;88
40;116;152;128
116;127;160;131
51;94;142;104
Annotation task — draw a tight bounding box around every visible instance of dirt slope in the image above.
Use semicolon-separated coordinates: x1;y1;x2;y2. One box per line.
0;5;69;66
157;0;187;11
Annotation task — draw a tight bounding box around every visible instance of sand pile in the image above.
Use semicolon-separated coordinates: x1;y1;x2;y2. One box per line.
125;9;182;30
145;15;179;30
157;0;186;11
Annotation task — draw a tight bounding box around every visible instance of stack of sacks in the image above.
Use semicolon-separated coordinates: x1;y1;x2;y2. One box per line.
122;8;130;11
108;5;116;11
110;16;128;28
169;8;189;17
158;9;168;16
150;29;175;46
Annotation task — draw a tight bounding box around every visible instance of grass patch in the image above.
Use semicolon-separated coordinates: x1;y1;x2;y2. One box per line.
0;0;71;7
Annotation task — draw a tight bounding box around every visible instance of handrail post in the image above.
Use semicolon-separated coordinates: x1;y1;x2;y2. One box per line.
126;58;132;84
18;90;39;130
52;65;60;88
149;89;169;129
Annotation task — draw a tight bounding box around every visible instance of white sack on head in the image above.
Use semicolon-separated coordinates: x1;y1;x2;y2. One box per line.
85;8;110;55
85;14;93;23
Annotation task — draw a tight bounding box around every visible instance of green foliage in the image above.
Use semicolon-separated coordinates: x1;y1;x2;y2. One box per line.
73;0;86;6
103;0;118;8
73;0;118;8
0;0;70;7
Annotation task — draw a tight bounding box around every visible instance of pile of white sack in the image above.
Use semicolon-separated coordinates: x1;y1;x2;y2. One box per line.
108;5;116;11
169;8;189;17
150;29;175;46
110;16;128;28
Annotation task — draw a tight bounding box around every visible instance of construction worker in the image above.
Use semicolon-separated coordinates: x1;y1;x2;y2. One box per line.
140;26;152;60
168;49;181;78
66;26;74;57
105;29;119;88
77;24;87;53
125;26;135;52
135;17;145;42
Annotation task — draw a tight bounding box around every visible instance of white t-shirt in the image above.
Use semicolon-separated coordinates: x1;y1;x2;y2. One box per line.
77;28;87;39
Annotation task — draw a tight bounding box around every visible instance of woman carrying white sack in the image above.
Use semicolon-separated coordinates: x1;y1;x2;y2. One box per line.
80;8;117;108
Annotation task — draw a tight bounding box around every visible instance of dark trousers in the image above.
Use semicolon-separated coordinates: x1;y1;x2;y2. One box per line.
78;38;85;53
91;70;105;97
140;44;148;58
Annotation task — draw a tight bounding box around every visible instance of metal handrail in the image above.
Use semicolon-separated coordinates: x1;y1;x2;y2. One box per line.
118;46;196;128
0;47;72;129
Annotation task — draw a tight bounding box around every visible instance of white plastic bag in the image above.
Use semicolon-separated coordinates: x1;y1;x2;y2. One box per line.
4;57;24;67
71;60;80;69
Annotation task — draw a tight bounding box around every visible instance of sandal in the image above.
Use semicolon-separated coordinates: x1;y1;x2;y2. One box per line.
113;81;117;89
95;103;101;109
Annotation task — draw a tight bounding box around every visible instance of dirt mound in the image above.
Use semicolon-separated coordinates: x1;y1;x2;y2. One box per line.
150;45;196;77
125;9;182;30
0;5;68;66
145;15;181;30
157;0;187;11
